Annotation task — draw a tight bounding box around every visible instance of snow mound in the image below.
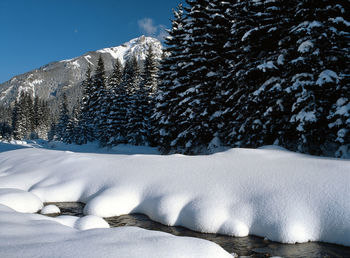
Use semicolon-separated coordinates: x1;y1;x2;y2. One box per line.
0;188;43;213
41;204;60;214
0;143;350;246
0;204;231;258
48;214;109;230
75;215;110;230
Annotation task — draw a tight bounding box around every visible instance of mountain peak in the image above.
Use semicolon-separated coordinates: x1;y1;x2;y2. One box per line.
96;36;162;64
0;36;163;106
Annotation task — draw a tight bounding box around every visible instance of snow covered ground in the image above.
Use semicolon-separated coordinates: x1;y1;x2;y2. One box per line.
0;140;349;256
0;204;230;258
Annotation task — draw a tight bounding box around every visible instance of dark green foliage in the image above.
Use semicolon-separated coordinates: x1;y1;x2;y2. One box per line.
76;66;94;144
12;92;34;140
105;59;127;145
153;4;189;152
153;0;349;157
142;46;160;146
56;93;70;142
91;56;108;144
0;105;12;140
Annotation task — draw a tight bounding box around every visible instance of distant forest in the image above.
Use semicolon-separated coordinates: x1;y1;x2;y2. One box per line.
1;0;349;158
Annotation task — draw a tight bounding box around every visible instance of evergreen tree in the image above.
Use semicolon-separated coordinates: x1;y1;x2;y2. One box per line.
0;105;12;140
105;59;128;145
142;45;160;145
90;56;108;145
32;96;50;139
47;122;57;142
56;93;70;142
285;0;350;155
11;99;20;140
66;104;80;144
223;0;293;148
123;55;146;145
12;92;34;140
23;93;35;139
33;96;40;136
108;59;123;90
153;4;190;152
143;45;159;95
76;66;94;144
154;0;349;157
156;0;233;153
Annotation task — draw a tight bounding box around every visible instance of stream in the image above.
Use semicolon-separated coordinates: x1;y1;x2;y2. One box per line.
45;202;350;257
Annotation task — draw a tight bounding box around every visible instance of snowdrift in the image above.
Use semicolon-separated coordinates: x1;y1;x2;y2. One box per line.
0;204;230;258
0;142;349;247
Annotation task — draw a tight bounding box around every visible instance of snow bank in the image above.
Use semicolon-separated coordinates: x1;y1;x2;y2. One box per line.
0;143;349;246
41;204;60;214
0;204;230;258
0;188;42;213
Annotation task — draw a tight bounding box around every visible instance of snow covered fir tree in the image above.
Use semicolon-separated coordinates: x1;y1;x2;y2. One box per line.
0;0;349;158
154;0;350;157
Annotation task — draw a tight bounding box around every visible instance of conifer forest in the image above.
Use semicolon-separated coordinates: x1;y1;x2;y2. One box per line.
1;0;349;158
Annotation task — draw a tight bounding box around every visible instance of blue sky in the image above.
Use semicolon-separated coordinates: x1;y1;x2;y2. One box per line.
0;0;180;83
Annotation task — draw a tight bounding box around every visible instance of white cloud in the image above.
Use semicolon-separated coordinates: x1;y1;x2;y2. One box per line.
138;18;157;36
138;18;168;41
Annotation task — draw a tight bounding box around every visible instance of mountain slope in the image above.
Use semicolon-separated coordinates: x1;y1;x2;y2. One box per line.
0;36;163;107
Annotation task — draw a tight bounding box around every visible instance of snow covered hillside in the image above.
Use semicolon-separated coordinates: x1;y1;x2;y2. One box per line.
0;36;162;106
0;141;349;248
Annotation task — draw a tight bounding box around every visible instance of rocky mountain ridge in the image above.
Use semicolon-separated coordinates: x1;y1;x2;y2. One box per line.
0;36;163;107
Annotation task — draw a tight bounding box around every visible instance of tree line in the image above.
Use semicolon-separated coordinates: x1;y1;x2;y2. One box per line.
51;45;159;147
1;0;349;158
0;92;50;141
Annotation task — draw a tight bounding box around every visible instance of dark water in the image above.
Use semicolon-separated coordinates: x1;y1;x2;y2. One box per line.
46;202;350;257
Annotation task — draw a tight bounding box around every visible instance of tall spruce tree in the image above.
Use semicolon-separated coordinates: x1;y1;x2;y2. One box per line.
12;92;34;140
76;66;94;144
105;59;127;145
154;4;191;152
285;0;350;155
156;0;233;153
66;104;80;144
11;99;20;140
123;55;146;145
56;93;70;142
0;105;12;140
142;45;160;145
90;56;108;145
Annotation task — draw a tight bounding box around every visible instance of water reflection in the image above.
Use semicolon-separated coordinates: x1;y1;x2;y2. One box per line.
45;203;350;257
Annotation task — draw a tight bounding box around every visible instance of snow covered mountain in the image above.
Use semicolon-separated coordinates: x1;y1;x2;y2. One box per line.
0;36;163;107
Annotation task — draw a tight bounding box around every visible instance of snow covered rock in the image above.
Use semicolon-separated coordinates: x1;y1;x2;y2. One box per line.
0;188;43;213
75;215;110;230
40;204;60;215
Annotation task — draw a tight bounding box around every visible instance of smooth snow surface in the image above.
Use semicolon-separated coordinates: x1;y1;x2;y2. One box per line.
0;204;230;258
0;142;349;247
41;204;60;214
0;188;42;213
